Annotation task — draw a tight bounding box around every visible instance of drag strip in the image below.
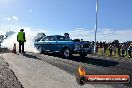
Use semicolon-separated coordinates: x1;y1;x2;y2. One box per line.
3;53;98;88
23;53;132;88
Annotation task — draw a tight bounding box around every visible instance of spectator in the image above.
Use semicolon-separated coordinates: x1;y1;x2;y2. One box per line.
80;39;83;42
112;44;116;56
96;43;99;54
125;42;129;56
128;43;132;58
64;33;70;40
117;43;121;56
100;41;103;48
109;44;112;56
103;42;107;55
121;43;126;57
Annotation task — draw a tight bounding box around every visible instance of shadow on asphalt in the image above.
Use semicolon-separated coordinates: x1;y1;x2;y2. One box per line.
71;56;119;67
23;53;119;67
23;53;40;60
47;53;119;67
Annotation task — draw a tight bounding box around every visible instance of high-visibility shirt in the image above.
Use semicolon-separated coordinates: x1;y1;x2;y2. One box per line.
18;32;24;41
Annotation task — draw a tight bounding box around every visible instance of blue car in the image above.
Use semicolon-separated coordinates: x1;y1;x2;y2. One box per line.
34;35;94;58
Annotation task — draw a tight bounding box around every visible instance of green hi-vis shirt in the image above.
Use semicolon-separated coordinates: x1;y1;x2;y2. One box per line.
18;32;24;41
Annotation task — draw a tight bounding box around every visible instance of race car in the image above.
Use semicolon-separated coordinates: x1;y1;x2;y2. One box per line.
34;35;94;58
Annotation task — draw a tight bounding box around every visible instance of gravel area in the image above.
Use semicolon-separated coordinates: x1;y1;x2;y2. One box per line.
0;48;11;54
0;54;23;88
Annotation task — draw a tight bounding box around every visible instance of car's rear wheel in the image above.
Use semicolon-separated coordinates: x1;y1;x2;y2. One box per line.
62;48;71;58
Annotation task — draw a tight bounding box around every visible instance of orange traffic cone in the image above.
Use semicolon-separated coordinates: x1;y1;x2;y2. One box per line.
12;43;17;54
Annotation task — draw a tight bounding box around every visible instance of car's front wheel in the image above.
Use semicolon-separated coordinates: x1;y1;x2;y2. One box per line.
62;48;71;58
79;53;87;58
38;47;43;54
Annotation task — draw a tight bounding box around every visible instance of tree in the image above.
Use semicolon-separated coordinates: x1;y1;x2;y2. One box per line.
5;31;15;38
0;35;4;43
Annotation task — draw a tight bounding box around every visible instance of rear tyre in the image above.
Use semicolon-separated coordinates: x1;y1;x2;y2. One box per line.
62;48;71;58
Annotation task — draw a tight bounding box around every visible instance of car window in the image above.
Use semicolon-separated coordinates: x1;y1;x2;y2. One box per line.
49;36;56;41
57;36;70;41
57;36;64;41
40;37;45;41
57;37;64;41
44;37;50;41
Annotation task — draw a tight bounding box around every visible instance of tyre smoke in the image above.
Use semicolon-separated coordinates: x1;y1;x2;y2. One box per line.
1;27;47;53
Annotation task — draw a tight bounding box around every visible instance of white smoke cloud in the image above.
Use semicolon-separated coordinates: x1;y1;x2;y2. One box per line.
6;17;11;21
0;31;2;35
1;27;48;53
1;24;132;53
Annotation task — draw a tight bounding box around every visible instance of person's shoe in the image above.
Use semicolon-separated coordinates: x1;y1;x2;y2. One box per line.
21;52;26;54
17;52;21;55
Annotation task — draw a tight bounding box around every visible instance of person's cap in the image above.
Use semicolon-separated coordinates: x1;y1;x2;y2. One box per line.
20;29;24;31
64;33;69;35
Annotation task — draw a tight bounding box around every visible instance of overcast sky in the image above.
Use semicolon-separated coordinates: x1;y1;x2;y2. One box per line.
0;0;132;42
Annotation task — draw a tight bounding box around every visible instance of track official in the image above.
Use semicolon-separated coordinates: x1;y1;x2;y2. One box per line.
17;29;26;54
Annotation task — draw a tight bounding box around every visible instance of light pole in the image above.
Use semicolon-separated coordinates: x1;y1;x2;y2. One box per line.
94;0;98;54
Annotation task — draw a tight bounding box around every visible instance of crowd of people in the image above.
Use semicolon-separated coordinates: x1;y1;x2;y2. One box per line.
95;41;132;58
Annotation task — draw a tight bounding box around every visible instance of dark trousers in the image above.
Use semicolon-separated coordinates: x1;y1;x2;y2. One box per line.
109;49;112;56
118;49;120;56
122;50;125;57
19;41;24;53
128;50;131;57
104;48;106;54
96;47;98;53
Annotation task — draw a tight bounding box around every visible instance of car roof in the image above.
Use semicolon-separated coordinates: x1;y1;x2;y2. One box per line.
47;35;64;37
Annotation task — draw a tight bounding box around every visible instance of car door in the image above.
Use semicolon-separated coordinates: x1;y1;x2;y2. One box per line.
48;36;57;52
41;36;51;51
55;36;65;51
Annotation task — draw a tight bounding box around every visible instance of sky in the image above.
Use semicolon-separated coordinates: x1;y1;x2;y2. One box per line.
0;0;132;42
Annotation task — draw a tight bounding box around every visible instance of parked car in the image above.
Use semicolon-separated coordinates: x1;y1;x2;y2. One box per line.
34;35;94;58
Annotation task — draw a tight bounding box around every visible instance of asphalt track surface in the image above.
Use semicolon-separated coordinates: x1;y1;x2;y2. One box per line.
3;53;96;88
23;52;132;88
